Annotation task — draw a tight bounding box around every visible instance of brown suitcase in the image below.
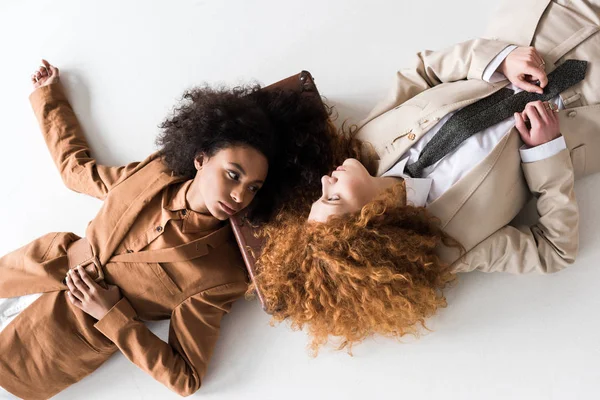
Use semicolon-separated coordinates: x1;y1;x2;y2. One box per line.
230;71;327;312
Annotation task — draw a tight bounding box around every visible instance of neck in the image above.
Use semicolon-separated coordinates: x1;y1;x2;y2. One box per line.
185;179;210;215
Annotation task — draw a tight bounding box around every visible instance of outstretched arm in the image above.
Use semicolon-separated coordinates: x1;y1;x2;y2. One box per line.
29;60;144;200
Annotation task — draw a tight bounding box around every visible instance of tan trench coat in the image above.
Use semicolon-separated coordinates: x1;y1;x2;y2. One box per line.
0;84;248;399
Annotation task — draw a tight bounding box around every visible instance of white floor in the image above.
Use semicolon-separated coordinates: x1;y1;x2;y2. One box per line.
1;1;599;399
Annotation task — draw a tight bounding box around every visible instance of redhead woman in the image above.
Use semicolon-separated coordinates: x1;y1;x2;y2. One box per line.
251;0;600;353
0;60;336;398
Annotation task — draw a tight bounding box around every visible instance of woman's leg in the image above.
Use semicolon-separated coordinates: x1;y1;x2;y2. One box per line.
0;232;76;298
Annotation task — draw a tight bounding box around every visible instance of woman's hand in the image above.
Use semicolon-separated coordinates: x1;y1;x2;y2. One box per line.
499;46;548;94
31;59;59;90
66;266;123;320
514;100;560;147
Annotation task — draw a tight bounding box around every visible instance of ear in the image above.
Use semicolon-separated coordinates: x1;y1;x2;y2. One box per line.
194;154;205;171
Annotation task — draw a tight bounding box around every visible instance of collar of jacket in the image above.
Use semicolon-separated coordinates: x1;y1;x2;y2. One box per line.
85;153;186;266
162;179;223;234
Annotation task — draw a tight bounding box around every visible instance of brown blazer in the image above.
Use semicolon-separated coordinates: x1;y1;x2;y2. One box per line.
0;84;248;399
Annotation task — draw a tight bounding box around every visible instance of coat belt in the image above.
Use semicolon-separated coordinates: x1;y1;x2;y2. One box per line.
66;238;104;282
65;225;233;282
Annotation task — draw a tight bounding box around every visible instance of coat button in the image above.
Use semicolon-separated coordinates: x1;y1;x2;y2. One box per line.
408;133;416;140
156;226;163;232
567;111;577;118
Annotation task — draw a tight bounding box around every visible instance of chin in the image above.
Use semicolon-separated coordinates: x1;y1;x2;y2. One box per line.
209;203;231;221
214;209;230;221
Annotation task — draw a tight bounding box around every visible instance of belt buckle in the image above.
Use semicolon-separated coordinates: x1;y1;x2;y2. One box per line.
76;256;105;282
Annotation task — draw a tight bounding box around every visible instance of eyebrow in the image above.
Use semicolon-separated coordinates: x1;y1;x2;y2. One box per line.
229;163;264;184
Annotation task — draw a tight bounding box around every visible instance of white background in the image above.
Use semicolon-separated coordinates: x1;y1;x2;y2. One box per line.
1;1;600;399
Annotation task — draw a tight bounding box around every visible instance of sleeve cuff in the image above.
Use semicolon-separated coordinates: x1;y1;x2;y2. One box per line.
482;45;517;83
468;40;514;80
28;83;66;107
520;136;567;163
94;297;138;340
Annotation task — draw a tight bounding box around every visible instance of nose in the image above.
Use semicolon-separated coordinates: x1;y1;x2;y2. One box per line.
321;174;337;186
231;188;244;204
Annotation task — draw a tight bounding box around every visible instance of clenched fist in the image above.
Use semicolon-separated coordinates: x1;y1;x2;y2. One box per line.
31;59;60;90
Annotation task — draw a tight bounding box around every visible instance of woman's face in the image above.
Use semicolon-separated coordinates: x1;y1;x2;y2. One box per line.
308;158;385;222
188;145;269;220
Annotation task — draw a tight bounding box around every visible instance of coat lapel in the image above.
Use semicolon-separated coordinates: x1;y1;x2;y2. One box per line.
370;80;510;176
484;0;551;46
85;158;184;265
427;128;518;229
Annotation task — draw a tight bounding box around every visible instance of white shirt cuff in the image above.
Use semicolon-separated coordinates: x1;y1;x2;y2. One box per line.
483;45;518;83
519;136;567;163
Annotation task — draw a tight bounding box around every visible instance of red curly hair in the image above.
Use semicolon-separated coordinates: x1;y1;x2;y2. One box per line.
250;180;464;353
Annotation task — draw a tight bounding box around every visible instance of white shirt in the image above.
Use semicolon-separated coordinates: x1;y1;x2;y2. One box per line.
383;45;567;206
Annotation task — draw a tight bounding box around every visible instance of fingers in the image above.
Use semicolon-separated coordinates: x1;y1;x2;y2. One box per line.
66;268;92;301
508;47;548;93
524;64;548;90
529;101;551;125
518;63;548;94
31;60;59;88
524;102;544;129
548;102;560;121
514;111;531;142
30;67;46;86
65;272;85;301
42;59;59;77
77;266;100;291
516;74;544;94
536;67;548;89
67;291;83;308
519;101;561;146
528;47;547;86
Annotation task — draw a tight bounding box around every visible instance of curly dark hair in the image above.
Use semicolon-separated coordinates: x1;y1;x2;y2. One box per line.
248;88;344;221
156;84;276;177
157;83;347;223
